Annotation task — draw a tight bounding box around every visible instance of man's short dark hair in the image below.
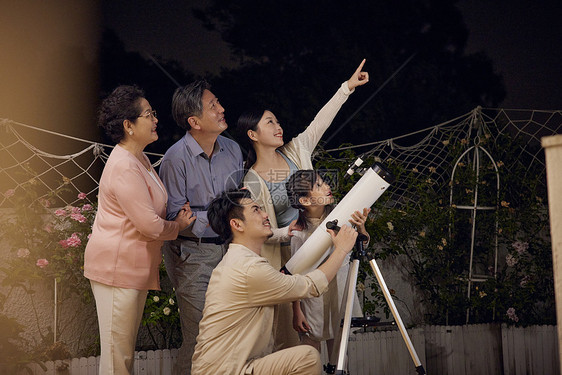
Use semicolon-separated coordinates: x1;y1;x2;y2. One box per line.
171;80;211;131
208;189;252;246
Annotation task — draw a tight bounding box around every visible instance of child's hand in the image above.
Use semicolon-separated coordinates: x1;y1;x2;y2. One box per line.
349;208;371;232
293;306;311;333
349;208;371;244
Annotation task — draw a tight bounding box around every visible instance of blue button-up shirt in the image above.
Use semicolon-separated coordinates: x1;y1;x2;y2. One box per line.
159;132;243;238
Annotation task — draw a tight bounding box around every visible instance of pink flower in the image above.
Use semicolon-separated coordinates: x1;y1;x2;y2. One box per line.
66;233;82;247
59;239;69;248
71;206;81;214
77;192;87;200
17;248;30;258
36;259;49;268
4;189;15;198
506;307;519;322
70;213;87;223
81;204;93;212
512;241;529;254
506;254;517;267
55;209;67;217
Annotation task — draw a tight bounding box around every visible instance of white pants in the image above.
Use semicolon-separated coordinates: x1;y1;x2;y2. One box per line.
90;280;148;375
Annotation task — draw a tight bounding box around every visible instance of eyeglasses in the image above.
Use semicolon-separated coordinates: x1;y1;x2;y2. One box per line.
138;110;157;120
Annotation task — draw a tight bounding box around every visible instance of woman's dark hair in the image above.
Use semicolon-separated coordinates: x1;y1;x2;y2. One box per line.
98;85;145;144
236;108;268;170
286;169;332;231
208;188;252;246
172;80;211;131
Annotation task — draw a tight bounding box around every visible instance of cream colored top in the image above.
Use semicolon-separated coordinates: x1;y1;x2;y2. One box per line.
243;81;354;269
191;243;329;374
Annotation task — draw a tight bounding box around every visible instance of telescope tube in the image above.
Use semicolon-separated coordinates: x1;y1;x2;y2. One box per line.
282;163;394;275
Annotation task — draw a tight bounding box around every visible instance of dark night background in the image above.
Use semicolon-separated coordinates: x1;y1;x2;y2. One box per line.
3;0;559;156
98;0;562;155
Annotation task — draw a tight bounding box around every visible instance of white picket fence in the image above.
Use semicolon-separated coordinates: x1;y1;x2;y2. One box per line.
15;324;559;375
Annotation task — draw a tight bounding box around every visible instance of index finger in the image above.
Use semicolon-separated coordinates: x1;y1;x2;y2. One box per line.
354;58;366;74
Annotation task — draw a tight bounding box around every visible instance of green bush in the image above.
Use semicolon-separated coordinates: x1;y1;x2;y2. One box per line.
315;132;554;326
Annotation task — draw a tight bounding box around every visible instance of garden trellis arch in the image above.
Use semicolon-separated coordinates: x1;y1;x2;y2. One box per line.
448;131;500;324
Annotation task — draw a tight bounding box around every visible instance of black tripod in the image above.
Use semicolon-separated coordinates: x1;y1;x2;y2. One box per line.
325;220;426;375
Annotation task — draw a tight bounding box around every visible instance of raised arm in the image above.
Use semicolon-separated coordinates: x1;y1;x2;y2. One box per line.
290;59;369;153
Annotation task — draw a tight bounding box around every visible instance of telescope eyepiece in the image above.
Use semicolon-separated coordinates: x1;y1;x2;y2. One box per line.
326;219;339;230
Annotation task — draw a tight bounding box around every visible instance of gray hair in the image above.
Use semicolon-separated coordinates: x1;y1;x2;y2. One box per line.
171;80;211;131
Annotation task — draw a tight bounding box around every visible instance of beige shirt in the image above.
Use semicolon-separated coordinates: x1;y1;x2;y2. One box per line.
191;243;329;375
243;81;354;270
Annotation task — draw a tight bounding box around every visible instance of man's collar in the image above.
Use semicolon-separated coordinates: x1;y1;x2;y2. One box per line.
183;131;224;157
228;242;262;256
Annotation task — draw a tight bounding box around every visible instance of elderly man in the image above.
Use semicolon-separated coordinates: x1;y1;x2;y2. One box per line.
159;80;243;374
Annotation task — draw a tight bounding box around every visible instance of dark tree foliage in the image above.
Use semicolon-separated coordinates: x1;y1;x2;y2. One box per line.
194;0;505;148
98;30;196;153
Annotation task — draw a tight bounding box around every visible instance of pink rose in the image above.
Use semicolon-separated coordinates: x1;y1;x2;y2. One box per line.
70;213;87;223
77;192;87;200
59;239;69;248
81;204;93;212
36;259;49;268
55;209;67;217
71;206;81;214
66;233;82;247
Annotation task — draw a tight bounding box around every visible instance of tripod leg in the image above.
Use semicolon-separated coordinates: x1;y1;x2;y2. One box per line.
328;258;360;374
369;258;426;375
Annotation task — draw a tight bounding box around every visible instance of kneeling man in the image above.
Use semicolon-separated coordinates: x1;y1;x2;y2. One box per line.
191;188;358;375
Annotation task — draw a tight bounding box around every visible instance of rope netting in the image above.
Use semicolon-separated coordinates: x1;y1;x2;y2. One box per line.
1;107;561;210
318;107;562;207
0;119;163;209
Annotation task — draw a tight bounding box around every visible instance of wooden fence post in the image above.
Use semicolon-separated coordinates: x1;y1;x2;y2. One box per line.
542;134;562;375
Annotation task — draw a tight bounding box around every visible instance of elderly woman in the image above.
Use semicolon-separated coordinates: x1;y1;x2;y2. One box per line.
237;60;369;349
84;85;194;374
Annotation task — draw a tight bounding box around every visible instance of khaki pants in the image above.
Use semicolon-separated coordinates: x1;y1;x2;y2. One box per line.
247;345;322;375
90;280;148;375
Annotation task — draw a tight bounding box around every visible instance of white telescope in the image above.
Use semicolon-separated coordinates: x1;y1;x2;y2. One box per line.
281;162;394;275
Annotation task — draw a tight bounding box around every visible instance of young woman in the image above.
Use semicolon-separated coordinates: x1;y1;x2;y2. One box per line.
286;169;370;367
238;59;369;348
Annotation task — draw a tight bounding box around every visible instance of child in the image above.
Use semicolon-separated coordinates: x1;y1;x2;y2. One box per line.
286;169;370;368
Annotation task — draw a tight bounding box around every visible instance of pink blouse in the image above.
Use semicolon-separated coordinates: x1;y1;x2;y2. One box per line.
84;145;180;290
